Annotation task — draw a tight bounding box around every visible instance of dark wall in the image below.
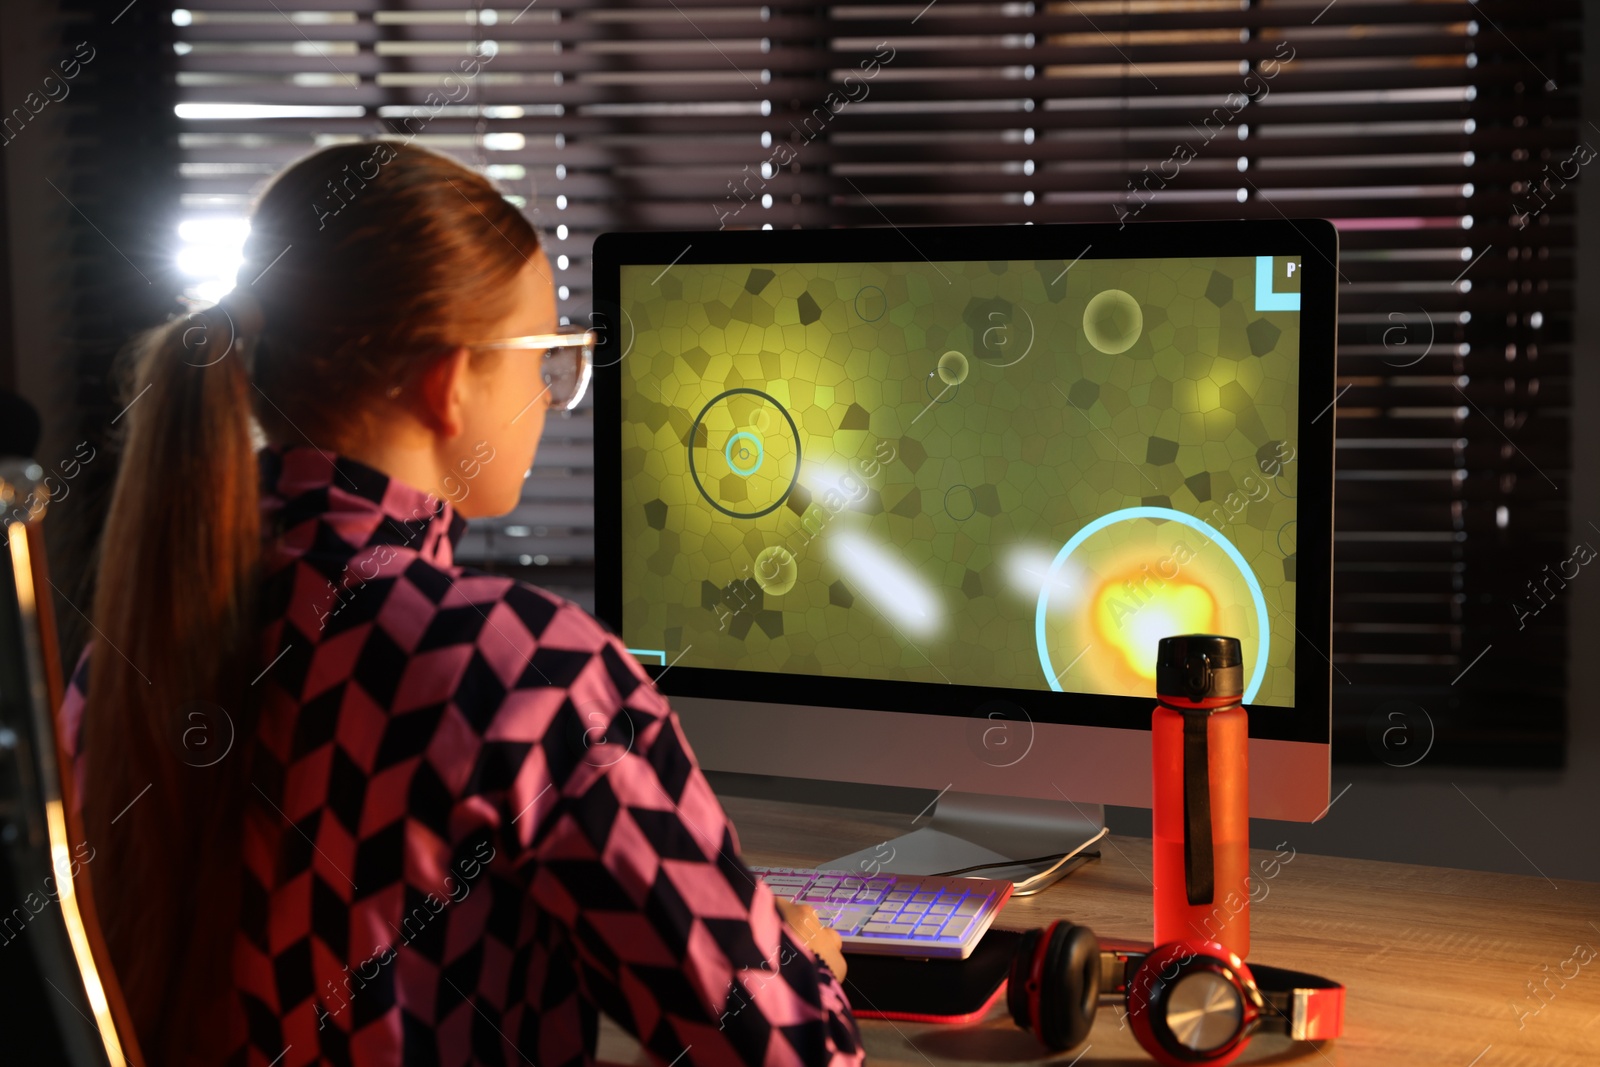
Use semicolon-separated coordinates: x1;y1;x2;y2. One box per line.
1;2;180;1057
3;1;183;667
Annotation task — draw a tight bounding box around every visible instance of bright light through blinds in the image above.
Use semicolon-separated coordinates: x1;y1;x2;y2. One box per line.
159;0;1582;765
166;2;592;600
175;216;250;304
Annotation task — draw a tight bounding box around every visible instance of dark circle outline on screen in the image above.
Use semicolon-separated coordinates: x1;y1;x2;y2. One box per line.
688;388;803;520
925;373;961;403
854;285;887;322
587;301;636;368
1268;464;1298;501
973;305;1035;368
1276;519;1296;558
944;483;976;521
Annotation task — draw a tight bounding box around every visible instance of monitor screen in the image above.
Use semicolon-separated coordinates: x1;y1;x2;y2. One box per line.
594;222;1335;748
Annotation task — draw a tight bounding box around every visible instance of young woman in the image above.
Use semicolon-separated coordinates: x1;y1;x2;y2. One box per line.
61;142;861;1067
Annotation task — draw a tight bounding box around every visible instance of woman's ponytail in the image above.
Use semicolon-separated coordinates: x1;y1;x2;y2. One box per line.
75;139;540;1061
80;292;263;1061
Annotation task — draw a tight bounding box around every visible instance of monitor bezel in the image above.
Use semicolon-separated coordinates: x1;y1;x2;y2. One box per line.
591;219;1337;746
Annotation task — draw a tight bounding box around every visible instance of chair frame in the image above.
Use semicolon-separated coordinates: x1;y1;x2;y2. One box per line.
4;489;143;1066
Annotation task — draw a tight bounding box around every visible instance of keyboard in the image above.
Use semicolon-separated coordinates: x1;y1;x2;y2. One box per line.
751;866;1013;959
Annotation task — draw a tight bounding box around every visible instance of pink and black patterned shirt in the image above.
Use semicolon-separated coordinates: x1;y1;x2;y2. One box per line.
62;445;862;1067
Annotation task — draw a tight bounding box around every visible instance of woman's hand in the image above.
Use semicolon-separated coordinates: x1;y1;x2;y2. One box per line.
774;897;848;982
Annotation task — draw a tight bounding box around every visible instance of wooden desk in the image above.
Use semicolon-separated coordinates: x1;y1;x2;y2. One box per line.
600;794;1600;1066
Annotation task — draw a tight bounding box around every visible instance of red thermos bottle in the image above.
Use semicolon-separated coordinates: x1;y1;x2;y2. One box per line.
1152;634;1250;958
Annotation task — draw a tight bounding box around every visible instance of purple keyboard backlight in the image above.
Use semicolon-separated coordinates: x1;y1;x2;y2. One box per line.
752;867;998;944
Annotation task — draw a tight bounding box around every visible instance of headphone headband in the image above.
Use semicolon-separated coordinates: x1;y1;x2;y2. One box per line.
1244;962;1345;1042
1011;926;1344;1065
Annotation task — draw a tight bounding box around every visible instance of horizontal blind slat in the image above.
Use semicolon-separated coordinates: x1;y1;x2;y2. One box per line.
169;1;1578;764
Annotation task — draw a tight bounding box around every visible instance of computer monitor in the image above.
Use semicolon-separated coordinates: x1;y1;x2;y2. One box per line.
592;220;1336;879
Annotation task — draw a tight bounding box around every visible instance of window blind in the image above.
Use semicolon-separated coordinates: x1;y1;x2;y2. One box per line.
167;0;1580;764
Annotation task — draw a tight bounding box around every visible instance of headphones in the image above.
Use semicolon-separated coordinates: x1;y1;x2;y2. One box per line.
1006;920;1344;1067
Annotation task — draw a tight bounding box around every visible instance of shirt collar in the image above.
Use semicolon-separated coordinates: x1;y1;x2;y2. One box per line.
259;444;468;567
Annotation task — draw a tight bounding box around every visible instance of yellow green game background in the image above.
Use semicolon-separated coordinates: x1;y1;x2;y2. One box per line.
617;255;1300;707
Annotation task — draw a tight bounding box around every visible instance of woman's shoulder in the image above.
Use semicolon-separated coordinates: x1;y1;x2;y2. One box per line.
422;564;656;698
438;565;615;649
58;645;92;763
412;567;673;775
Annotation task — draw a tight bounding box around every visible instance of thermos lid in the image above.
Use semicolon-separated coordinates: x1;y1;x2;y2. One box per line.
1156;634;1244;702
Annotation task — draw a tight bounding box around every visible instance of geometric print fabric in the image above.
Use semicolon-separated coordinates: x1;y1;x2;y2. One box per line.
61;445;862;1067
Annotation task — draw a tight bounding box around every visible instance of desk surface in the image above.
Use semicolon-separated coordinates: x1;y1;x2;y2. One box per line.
599;794;1600;1066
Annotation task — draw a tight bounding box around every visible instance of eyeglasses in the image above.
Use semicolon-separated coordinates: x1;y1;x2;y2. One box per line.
465;327;596;411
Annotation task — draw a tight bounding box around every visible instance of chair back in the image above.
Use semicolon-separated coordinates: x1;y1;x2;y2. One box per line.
1;464;143;1067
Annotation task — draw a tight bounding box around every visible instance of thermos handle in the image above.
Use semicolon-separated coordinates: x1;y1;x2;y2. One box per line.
1182;709;1215;906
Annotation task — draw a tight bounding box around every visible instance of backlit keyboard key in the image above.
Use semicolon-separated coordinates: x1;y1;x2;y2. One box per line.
830;906;873;935
747;865;1012;960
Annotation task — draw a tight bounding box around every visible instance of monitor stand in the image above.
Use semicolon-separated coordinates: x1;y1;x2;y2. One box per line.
824;791;1107;892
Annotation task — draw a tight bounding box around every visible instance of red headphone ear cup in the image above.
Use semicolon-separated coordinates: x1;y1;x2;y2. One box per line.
1031;922;1100;1052
1006;927;1045;1030
1126;940;1257;1067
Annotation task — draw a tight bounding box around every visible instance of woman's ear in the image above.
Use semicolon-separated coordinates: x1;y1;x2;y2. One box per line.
415;346;474;438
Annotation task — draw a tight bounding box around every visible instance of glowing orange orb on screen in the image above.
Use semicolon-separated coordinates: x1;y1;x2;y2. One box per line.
1091;568;1219;682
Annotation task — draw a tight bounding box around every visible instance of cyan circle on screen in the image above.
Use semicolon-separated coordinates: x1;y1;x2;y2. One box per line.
725;431;764;477
1033;506;1271;702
